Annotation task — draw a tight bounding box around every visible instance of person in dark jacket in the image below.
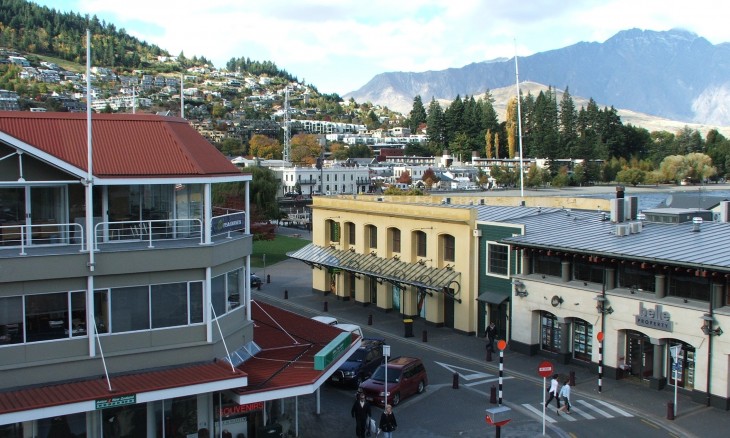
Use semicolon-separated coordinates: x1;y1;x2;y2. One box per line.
379;404;398;437
351;392;372;437
485;321;497;353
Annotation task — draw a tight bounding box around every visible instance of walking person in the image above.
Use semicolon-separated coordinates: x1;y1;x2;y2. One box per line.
558;379;572;415
351;392;372;437
379;404;398;438
485;321;497;353
545;374;561;409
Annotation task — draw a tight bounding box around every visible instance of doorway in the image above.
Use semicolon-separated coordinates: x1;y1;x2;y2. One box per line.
626;330;653;380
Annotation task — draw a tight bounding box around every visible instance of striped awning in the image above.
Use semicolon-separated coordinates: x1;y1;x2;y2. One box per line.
287;243;461;292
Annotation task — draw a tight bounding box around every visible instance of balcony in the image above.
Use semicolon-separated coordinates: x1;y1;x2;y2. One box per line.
0;210;247;259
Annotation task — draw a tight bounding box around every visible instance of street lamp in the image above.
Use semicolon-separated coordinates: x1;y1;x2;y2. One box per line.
701;313;723;336
383;344;391;407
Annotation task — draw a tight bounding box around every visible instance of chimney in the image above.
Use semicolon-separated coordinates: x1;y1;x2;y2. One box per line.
692;217;702;232
720;201;730;222
626;196;638;221
616;185;625;199
610;198;624;223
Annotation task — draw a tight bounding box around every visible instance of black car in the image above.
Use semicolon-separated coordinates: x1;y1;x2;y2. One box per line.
250;274;262;288
330;338;384;387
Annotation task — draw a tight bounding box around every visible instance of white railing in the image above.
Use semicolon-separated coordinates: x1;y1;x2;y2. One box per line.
94;218;204;249
0;222;84;255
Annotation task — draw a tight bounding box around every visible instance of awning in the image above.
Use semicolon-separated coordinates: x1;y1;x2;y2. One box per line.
287;243;461;292
477;290;509;304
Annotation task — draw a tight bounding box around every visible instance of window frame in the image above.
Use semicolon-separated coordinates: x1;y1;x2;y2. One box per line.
487;242;509;277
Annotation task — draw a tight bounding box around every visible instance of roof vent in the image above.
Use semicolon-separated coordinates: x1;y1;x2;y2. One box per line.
615;223;630;236
630;221;642;234
692;217;703;232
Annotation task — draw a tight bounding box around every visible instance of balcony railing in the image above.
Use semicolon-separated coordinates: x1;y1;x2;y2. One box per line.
0;210;246;256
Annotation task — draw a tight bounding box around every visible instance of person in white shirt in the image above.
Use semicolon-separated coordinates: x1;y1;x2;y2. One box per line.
545;374;561;409
557;380;572;414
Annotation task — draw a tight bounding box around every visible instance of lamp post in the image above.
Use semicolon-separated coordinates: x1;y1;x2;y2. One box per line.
700;312;723;407
383;344;391;407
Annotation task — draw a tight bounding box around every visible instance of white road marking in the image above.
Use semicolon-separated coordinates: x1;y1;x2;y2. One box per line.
594;398;634;417
577;399;614;418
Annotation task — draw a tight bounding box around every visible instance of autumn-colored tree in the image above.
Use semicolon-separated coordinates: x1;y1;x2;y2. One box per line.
397;170;413;185
506;97;517;159
248;134;282;159
494;132;500;159
422;167;439;190
485;129;493;159
290;134;322;166
330;143;349;160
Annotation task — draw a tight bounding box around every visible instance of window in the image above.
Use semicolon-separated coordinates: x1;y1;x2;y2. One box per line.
389;228;401;253
488;243;509;276
189;282;204;324
348;222;356;245
573;260;604;284
533;254;562;277
668;274;711;301
111;286;150;333
443;234;455;262
25;292;74;342
415;230;427;258
573;319;592;362
151;283;188;329
329;221;340;244
540;311;561;353
0;296;23;344
618;265;655;292
367;225;377;249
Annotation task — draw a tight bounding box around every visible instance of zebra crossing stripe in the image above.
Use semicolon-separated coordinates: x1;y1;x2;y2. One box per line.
577;399;614;418
593;399;634;417
464;376;514;387
521;404;557;423
567;406;596;420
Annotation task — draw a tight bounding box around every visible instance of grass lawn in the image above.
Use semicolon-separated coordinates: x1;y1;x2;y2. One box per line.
251;235;309;268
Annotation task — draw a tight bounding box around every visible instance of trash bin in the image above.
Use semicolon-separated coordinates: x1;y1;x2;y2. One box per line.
404;319;414;337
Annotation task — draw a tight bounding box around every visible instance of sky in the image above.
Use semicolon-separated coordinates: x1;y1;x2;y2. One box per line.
29;0;730;96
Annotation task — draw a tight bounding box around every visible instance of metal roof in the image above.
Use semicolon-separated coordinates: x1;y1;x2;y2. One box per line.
500;209;730;271
288;243;461;292
0;111;245;179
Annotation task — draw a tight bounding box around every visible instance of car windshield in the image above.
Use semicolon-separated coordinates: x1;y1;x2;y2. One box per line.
348;350;366;363
370;365;399;383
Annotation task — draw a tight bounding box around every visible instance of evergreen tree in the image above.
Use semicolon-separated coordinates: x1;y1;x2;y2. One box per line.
407;95;427;134
559;87;578;157
426;98;446;153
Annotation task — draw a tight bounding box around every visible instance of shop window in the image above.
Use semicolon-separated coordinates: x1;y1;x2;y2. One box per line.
573;260;604;284
572;319;593;361
618;265;655;292
540;311;561;353
111;286;150;333
25;292;71;342
37;412;86;437
103;403;147;437
533;254;562;278
487;243;509;276
151;283;189;328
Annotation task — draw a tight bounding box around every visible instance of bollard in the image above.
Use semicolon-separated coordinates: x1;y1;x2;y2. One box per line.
667;401;675;420
569;370;576;387
284;289;288;299
486;349;493;362
490;385;497;404
368;313;373;326
403;319;414;338
267;274;271;284
323;301;328;312
422;329;428;343
452;372;459;389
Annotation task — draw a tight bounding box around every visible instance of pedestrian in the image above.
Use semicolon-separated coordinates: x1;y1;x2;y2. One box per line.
351;392;372;437
545;374;561;409
379;404;398;438
558;379;572;414
485;321;497;353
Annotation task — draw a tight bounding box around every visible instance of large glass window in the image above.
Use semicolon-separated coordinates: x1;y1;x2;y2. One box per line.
151;283;188;329
189;282;204;324
533;254;562;278
573;260;604;284
488;243;509;276
668;274;711;301
212;269;242;318
25;292;69;342
0;296;23;345
618;265;655;292
540;311;561;353
227;269;241;311
211;274;226;318
111;286;150;333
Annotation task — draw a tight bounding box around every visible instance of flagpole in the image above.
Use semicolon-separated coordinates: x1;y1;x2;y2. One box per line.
514;40;525;199
85;29;97;359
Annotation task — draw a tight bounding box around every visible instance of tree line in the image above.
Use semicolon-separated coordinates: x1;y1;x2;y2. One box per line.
405;87;730;184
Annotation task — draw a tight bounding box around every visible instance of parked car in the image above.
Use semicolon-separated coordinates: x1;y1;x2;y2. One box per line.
311;316;338;326
250;274;262;288
359;356;428;406
330;338;385;387
334;323;363;338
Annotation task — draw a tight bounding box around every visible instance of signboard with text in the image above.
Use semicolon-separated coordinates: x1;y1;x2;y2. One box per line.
95;394;136;410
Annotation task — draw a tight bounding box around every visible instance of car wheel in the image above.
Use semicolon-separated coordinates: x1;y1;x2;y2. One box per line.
391;392;400;406
417;380;425;394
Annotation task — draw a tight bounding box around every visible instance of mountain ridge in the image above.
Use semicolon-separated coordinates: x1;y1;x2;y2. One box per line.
345;28;730;130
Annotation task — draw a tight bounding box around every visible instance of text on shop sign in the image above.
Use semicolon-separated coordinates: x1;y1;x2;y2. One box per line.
635;303;673;332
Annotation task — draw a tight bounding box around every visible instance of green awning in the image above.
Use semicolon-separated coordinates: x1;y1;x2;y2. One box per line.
287;243;460;292
476;290;509;304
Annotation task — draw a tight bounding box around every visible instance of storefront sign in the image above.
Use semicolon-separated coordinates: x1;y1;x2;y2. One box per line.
314;332;351;370
635;303;673;332
220;401;264;418
211;212;245;234
95;394;136;410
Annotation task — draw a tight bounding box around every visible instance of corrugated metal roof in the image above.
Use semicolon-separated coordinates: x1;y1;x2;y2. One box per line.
500;209;730;271
0;362;246;416
0;111;243;178
287;243;461;291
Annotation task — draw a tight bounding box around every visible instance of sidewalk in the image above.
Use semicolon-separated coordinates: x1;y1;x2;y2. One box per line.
254;250;730;437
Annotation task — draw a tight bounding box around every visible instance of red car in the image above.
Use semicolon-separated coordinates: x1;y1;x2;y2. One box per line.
359;356;428;406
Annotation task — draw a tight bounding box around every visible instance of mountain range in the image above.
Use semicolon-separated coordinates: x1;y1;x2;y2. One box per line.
345;29;730;132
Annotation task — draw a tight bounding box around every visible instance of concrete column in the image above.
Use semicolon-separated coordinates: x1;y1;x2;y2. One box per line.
649;339;666;390
559;322;571;355
655;274;666;298
521;250;531;275
712;282;724;309
605;267;615;290
561;260;571;283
